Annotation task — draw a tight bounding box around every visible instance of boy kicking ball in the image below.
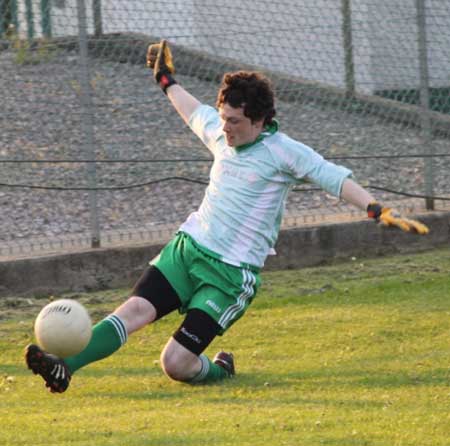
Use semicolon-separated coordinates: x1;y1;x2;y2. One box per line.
25;40;428;392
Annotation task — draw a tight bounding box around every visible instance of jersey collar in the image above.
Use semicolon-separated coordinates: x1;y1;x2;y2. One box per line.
234;119;279;151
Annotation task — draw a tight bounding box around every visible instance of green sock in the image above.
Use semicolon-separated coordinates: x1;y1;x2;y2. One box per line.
65;315;127;374
189;354;230;384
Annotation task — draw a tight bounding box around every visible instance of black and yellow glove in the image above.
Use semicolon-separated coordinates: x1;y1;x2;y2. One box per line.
367;202;429;235
146;39;176;94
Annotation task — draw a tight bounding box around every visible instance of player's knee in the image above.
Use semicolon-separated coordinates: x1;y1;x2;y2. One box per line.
160;360;183;381
113;296;156;334
125;296;155;319
160;348;196;382
160;350;184;381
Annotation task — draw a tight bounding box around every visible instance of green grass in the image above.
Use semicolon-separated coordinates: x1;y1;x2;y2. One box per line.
1;248;450;445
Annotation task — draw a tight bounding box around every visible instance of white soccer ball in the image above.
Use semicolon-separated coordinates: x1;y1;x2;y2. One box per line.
34;299;92;358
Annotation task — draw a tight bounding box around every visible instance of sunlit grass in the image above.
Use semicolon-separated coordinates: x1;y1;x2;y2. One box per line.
1;248;450;445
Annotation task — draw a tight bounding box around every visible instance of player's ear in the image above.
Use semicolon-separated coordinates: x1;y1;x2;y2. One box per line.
253;117;265;129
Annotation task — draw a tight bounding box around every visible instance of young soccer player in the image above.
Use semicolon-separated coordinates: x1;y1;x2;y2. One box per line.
25;40;428;393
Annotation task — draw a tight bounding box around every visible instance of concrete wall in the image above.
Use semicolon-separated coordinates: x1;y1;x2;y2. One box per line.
1;211;449;298
13;0;450;93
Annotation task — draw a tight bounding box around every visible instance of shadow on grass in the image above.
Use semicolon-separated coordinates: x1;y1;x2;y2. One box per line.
90;429;221;446
240;366;450;391
76;365;450;409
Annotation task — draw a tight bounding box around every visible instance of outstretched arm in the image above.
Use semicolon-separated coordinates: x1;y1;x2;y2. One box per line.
341;178;429;235
147;39;201;124
341;178;375;210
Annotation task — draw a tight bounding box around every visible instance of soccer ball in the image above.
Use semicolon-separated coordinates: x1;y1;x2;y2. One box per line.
34;299;92;358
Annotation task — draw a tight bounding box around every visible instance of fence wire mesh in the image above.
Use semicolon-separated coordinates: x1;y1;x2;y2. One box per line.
1;0;450;258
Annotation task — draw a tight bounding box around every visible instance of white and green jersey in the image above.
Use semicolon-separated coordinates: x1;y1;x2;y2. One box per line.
179;104;352;269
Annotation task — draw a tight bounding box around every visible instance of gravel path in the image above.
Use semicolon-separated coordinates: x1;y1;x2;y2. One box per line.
1;48;449;253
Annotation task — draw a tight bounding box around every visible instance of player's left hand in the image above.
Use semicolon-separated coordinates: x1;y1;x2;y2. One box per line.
367;202;429;235
146;39;177;94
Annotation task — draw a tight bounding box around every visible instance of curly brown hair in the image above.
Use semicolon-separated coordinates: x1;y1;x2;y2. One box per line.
216;71;276;126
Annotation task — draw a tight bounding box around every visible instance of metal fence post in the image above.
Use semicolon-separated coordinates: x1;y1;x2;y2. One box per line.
93;0;102;36
25;0;34;40
416;0;434;210
11;0;17;29
76;0;101;248
1;0;19;36
0;0;5;35
341;0;355;96
40;0;51;38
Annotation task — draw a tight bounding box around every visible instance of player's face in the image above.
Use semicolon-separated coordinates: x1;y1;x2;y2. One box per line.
219;103;264;147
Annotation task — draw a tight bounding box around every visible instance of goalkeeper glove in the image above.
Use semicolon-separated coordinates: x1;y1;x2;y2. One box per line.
367;202;429;235
146;39;177;94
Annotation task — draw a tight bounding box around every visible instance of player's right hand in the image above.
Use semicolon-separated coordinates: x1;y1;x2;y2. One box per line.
367;202;429;235
146;39;176;94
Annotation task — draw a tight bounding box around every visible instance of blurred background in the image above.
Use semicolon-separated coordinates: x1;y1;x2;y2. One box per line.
1;0;449;258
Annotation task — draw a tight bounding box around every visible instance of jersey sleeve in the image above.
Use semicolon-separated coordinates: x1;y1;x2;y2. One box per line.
188;104;223;155
273;135;353;197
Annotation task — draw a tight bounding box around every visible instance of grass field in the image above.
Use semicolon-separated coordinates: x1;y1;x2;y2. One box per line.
1;248;450;446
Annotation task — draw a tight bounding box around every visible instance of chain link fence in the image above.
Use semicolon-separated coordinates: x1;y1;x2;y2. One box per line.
1;0;450;258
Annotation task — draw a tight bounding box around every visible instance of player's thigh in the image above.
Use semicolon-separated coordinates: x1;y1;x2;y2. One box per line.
131;265;183;321
189;267;260;334
148;234;196;315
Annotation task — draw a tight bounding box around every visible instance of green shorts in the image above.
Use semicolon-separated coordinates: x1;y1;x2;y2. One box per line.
151;232;261;334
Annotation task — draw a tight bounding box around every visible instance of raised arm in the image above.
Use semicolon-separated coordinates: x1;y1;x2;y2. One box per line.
166;85;201;125
147;39;201;124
